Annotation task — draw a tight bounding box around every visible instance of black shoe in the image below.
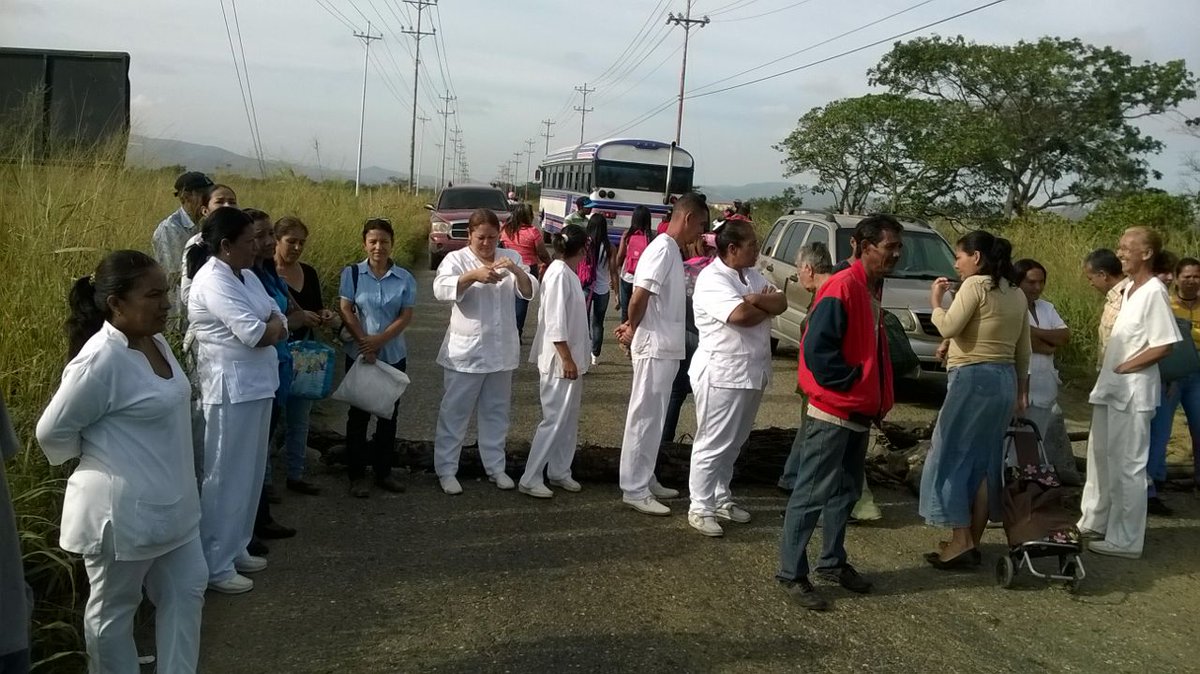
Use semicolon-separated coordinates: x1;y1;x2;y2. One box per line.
375;475;406;494
816;564;873;594
286;479;321;496
264;484;283;504
925;549;977;571
256;520;297;540
779;577;830;611
247;536;269;556
1147;497;1173;517
924;549;982;566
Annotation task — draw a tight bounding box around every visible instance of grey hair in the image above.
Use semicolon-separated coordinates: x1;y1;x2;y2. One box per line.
795;242;833;274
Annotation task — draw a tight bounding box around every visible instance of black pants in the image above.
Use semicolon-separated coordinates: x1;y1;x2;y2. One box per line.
345;356;407;481
660;330;699;445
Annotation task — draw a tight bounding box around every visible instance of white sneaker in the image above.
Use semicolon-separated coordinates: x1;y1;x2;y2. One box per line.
440;476;463;495
549;477;582;493
234;555;268;574
1088;540;1141;559
623;495;671;516
208;574;254;594
489;472;516;490
590;354;599;366
519;482;554;499
649;480;679;500
715;503;752;524
688;513;724;537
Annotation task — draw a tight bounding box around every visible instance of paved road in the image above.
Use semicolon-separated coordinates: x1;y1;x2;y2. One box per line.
198;264;1200;673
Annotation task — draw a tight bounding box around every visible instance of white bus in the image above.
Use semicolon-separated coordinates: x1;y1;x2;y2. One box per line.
537;138;695;243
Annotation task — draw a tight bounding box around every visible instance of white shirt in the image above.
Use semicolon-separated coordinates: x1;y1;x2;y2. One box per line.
631;234;686;360
591;246;612;296
689;257;772;390
187;257;283;404
178;232;203;310
433;247;539;373
35;323;200;561
1090;277;1181;412
530;260;591;377
1027;298;1068;409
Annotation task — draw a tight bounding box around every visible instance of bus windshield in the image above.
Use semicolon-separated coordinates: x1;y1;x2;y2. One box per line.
595;159;694;194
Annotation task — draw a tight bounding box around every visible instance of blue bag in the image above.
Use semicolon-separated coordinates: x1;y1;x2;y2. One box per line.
289;340;337;400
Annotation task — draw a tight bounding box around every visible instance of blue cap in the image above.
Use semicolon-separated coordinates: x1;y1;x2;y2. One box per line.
582;198;597;208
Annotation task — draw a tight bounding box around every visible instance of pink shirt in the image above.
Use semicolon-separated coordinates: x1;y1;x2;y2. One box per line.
501;226;541;268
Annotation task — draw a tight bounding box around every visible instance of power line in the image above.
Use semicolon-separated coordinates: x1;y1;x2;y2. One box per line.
716;0;816;22
591;0;673;86
353;22;383;195
574;83;595;143
218;0;265;176
541;119;555;154
667;0;710;144
402;0;436;192
704;0;764;16
313;0;358;30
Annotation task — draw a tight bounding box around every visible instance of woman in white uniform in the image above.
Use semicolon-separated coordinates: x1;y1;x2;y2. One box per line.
686;219;787;536
37;250;207;672
433;208;538;495
520;224;591;498
1080;226;1181;559
186;207;287;593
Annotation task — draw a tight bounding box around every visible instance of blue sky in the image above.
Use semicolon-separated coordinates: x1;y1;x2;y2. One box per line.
3;0;1198;190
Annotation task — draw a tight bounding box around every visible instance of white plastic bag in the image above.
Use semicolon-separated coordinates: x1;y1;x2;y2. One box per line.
332;357;410;418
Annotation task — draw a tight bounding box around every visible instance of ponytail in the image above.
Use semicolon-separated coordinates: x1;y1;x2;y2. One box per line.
187;206;255;279
67;276;105;359
553;224;588;259
991;237;1014;290
957;230;1014;290
66;250;159;359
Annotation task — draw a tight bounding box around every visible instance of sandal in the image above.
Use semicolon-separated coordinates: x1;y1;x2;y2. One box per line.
925;549;978;571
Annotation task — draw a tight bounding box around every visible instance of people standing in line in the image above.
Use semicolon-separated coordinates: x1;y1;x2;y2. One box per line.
185;207;286;594
1148;257;1200;511
563;196;592;229
1012;258;1082;486
583;213;619;366
659;228;717;445
1080;227;1181;559
614;193;708;516
1083;248;1130;367
921;231;1030;570
520;225;592;498
153;171;214;321
433;208;538;495
776;216;902;611
686;220;786;537
338;218;418;499
614;205;655;325
500;203;550;338
36;251;207;671
274;216;337;495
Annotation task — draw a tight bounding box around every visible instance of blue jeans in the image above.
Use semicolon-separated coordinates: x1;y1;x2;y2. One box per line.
515;297;530;338
777;397;810;490
283;396;315;481
1148;371;1200;494
777;417;867;581
590;291;610;357
619;279;634;323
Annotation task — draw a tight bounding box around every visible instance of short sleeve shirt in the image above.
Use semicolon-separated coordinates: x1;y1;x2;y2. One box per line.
689;257;772;389
339;261;418;364
1090;278;1181;412
631;234;686;360
1028;299;1067;408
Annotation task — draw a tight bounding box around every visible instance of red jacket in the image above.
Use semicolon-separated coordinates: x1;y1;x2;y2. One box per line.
797;260;894;424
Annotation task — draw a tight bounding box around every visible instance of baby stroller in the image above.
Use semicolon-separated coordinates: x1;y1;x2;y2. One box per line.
995;418;1086;593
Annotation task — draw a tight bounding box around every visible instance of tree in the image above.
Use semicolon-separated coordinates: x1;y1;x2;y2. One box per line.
746;186;805;229
774;94;963;215
869;36;1196;218
1081;191;1196;237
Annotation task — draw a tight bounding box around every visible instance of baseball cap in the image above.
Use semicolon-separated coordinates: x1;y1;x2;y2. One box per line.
174;171;214;195
582;198;597;208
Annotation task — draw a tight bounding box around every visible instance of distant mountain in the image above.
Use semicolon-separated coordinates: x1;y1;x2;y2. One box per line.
126;135;439;187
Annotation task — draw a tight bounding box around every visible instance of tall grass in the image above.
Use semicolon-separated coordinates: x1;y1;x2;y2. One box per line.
0;131;428;669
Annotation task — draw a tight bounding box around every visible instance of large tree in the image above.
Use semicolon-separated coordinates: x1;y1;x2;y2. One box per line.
869;36;1196;217
775;93;963;215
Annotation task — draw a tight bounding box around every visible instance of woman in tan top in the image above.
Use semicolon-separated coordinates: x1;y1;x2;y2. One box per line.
920;231;1031;569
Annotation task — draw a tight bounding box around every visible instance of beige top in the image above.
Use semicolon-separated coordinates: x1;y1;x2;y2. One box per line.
933;274;1031;376
1098;277;1131;367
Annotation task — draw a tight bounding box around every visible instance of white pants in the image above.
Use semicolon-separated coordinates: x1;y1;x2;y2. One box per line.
435;368;513;478
522;370;583;486
83;535;207;674
619;357;679;500
199;397;271;583
1078;403;1152;554
688;375;763;516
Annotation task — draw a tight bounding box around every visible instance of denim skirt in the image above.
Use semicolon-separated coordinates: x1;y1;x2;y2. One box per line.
919;362;1016;528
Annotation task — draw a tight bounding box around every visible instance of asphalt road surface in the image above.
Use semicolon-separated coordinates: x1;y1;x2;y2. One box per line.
196;263;1200;673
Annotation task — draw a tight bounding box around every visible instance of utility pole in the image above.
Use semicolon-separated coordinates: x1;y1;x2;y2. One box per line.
437;92;455;188
353;22;383;196
450;127;462;183
573;83;594;144
541;118;555;154
402;0;436;192
415;114;430;193
523;138;536;200
666;1;709;145
512;152;523;193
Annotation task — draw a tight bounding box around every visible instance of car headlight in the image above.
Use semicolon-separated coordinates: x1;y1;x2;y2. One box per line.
430;220;450;234
885;308;917;332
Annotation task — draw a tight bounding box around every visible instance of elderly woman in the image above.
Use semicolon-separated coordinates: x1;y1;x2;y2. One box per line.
686;219;786;537
1012;259;1081;486
922;231;1030;569
1080;227;1181;559
433;208;538;495
37;251;207;671
186;207;287;594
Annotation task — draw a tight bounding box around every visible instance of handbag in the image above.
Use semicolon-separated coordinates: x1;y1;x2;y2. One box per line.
289;340;337;400
331;357;410;418
1158;317;1200;383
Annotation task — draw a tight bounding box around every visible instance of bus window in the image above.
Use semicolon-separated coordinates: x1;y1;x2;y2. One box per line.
595;160;694;194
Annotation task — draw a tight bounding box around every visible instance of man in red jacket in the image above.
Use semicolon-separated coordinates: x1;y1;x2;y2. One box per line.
777;214;903;611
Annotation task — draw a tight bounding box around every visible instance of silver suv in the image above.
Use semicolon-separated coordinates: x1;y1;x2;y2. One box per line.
756;210;957;374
